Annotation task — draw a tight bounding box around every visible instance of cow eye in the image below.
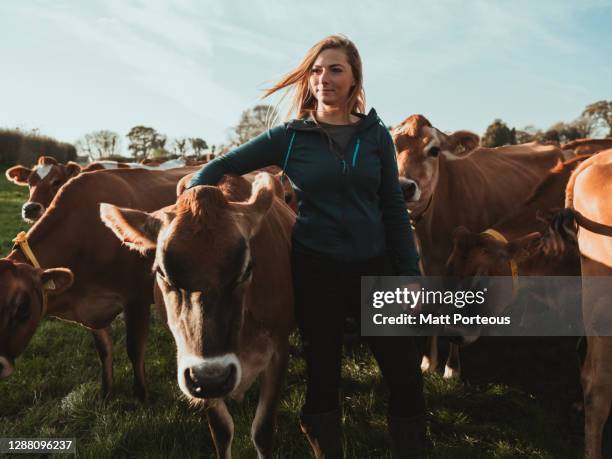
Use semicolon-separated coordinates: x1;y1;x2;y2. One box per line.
14;294;31;323
429;146;441;157
51;179;61;187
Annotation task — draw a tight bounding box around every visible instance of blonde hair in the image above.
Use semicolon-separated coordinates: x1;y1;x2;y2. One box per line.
263;34;366;121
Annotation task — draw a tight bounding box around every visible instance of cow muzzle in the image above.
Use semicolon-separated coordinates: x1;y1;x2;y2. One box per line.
178;354;241;399
22;202;44;222
398;177;421;202
0;356;14;378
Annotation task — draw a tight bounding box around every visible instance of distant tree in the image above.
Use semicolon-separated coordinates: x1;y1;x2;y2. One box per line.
76;130;122;160
228;105;278;146
515;125;540;144
172;138;189;156
149;146;171;159
482;119;517;147
581;100;612;136
189;137;208;157
557;122;583;142
127;126;166;160
542;127;561;143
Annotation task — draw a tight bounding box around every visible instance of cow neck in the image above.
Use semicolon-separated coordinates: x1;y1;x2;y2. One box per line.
415;153;504;274
8;196;79;271
11;232;52;317
410;193;434;225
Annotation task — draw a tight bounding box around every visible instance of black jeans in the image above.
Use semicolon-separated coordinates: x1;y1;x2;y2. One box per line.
292;247;425;418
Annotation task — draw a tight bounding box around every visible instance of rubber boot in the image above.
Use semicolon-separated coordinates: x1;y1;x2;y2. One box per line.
388;414;427;459
299;408;343;459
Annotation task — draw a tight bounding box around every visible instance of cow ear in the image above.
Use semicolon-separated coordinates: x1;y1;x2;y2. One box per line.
232;172;275;238
448;131;480;157
452;226;476;251
5;166;31;185
394;114;431;138
176;173;195;196
99;203;162;254
65;162;82;178
41;268;74;295
507;232;541;262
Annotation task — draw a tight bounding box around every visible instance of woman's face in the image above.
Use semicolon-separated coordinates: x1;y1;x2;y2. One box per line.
309;48;355;110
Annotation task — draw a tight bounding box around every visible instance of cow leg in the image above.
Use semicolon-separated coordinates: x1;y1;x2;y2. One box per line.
251;343;289;458
582;337;612;459
91;326;113;400
421;336;438;373
573;337;587;412
443;343;461;379
124;302;150;400
206;400;234;459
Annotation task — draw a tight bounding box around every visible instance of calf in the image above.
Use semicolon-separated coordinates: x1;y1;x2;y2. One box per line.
447;156;584;284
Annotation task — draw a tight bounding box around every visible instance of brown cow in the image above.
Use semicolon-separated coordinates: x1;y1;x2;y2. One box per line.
547;149;612;459
562;138;612;157
392;114;565;377
446;157;586;334
5;156;193;222
0;166;197;399
5;156;134;222
447;156;584;278
99;172;295;458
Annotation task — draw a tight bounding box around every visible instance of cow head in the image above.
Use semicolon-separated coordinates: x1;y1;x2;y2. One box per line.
100;173;275;400
392;115;480;216
5;156;81;222
447;226;540;277
446;226;539;319
0;259;73;378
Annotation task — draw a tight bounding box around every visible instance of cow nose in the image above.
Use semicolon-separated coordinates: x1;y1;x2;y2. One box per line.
184;362;237;399
22;202;44;221
399;177;418;201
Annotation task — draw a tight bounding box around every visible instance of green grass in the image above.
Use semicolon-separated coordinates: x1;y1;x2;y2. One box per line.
0;169;608;458
0;171;29;255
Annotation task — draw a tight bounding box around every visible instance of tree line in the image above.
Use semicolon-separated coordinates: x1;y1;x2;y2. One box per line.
0;129;76;167
481;100;611;147
1;101;609;167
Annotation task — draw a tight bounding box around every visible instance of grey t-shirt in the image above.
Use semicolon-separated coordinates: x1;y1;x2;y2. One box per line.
318;121;359;152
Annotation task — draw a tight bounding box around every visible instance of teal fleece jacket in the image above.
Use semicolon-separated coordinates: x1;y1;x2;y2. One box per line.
188;108;421;276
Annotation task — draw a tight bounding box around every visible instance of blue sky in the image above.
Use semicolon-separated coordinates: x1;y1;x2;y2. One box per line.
1;0;610;151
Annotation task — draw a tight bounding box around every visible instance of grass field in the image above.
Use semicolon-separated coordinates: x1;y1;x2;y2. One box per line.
0;169;608;458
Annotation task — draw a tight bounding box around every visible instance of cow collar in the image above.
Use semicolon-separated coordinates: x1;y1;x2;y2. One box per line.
409;193;434;225
11;231;55;317
480;229;519;297
572;209;612;237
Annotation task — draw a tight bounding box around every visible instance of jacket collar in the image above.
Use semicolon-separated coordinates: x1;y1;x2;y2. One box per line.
287;108;380;133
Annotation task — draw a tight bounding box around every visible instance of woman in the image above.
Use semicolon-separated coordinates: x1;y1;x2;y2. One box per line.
188;34;426;458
